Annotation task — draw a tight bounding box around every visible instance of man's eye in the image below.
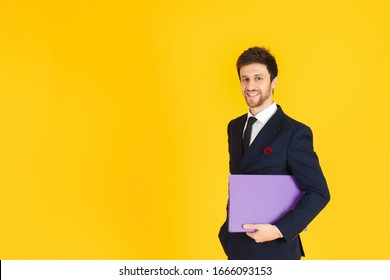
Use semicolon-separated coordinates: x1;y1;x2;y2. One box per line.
255;77;262;80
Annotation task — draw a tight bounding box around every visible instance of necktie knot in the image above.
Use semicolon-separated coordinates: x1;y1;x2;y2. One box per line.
247;116;257;126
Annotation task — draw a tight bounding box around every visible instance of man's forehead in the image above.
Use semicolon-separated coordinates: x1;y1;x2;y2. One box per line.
240;63;270;76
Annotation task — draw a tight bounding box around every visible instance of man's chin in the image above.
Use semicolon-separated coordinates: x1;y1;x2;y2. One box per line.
245;99;262;108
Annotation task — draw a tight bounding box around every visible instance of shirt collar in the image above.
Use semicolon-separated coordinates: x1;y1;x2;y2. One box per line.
247;102;278;124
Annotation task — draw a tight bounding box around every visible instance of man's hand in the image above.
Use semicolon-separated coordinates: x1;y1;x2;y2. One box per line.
243;224;283;243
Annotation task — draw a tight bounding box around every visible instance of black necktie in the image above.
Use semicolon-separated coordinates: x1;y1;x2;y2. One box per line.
242;116;257;154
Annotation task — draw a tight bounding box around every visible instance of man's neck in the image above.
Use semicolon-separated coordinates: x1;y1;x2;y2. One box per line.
249;100;274;116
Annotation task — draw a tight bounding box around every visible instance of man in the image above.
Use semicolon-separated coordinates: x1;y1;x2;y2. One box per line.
218;47;330;260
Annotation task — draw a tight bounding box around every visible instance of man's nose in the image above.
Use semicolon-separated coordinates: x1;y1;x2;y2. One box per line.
247;79;256;90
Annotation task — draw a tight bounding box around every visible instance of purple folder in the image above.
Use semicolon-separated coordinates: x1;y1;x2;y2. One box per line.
228;175;304;233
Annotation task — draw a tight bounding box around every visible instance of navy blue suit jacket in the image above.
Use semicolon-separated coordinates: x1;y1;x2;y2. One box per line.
219;105;330;260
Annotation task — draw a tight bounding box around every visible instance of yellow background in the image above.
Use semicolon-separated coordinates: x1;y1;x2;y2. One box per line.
1;0;389;259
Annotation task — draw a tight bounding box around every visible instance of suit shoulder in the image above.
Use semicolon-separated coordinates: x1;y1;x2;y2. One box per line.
282;113;310;130
281;113;313;137
228;113;247;127
229;113;247;123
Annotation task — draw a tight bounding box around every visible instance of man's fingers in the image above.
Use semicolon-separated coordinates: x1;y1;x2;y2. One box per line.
243;224;258;230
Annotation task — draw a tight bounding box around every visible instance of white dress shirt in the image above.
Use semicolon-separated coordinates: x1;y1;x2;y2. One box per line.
243;102;278;145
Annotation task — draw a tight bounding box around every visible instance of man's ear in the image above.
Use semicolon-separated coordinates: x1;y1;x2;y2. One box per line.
271;76;278;88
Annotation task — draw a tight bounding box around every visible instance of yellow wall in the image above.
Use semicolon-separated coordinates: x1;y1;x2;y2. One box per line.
1;0;389;259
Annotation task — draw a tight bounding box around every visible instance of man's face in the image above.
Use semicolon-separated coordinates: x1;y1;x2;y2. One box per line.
239;63;277;115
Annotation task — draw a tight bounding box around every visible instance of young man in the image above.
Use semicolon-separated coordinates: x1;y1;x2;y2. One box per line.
218;47;330;260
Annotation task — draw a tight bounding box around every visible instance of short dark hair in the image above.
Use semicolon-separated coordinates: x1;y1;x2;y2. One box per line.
236;47;278;81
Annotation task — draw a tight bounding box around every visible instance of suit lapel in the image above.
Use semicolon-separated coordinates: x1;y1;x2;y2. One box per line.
230;114;247;172
239;106;285;172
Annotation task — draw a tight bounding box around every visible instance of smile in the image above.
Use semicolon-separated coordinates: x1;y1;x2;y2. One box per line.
246;91;261;97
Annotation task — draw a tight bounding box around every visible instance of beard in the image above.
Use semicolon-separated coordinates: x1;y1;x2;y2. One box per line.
244;89;271;108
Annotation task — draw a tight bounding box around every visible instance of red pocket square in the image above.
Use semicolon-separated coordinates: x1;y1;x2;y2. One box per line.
262;146;273;155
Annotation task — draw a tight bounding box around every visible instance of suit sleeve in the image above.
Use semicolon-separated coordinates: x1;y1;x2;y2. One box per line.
275;125;330;241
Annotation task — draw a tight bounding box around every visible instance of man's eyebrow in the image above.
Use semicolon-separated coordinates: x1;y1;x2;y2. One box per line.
241;73;263;79
241;74;262;78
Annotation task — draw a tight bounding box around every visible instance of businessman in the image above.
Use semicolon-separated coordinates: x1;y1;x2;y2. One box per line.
218;47;330;259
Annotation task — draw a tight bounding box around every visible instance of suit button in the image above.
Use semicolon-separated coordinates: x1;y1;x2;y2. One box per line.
263;167;270;173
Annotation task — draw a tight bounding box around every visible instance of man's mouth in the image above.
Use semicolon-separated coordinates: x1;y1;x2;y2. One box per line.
246;91;261;97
